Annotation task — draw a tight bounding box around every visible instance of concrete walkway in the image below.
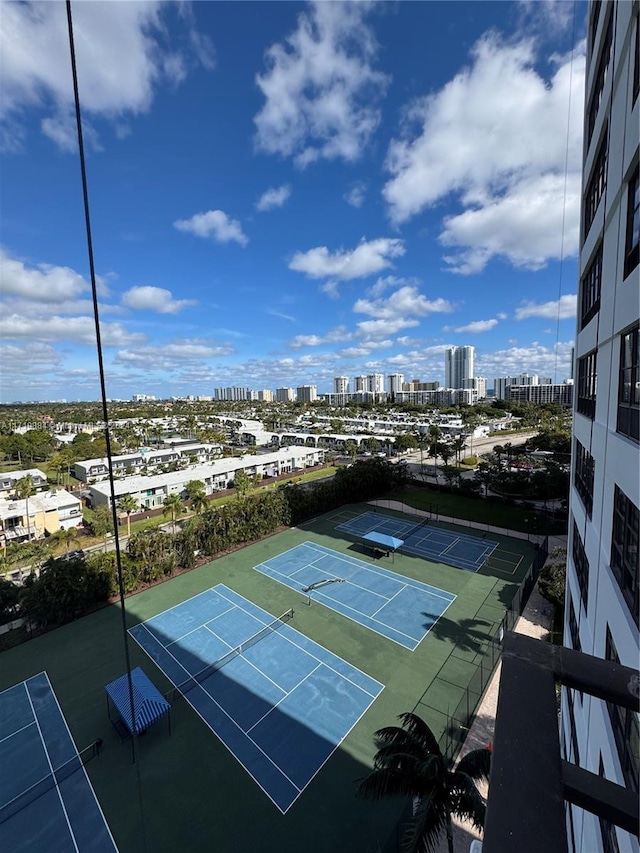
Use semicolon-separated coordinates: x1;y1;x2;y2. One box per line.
366;499;562;851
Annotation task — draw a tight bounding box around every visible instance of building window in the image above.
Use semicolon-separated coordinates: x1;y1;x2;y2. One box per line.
586;11;613;147
598;757;621;853
584;130;608;238
577;350;597;418
572;521;590;608
590;0;602;49
574;441;595;518
624;167;639;279
579;243;602;329
617;324;640;442
611;486;639;626
565;684;580;763
568;596;581;653
605;627;640;792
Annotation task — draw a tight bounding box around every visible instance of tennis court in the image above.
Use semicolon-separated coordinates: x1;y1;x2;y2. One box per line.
0;672;117;853
254;541;456;649
338;510;499;572
129;584;383;813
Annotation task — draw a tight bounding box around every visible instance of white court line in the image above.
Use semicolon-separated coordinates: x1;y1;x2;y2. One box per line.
246;664;322;735
23;680;79;853
166;603;236;648
302;541;455;603
139;586;234;632
0;719;35;746
223;589;383;698
370;584;408;619
309;586;420;646
132;622;303;811
41;672;118;851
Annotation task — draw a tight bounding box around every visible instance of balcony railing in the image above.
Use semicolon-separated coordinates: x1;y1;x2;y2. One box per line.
483;633;640;853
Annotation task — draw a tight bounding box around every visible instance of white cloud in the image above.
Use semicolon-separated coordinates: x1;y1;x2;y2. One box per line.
320;281;340;299
173;210;248;246
0;314;145;347
367;274;418;298
444;319;499;334
122;286;196;315
354;285;453;339
477;341;574;381
289;326;351;349
0;249;89;301
1;1;214;150
254;1;389;167
515;294;577;320
256;184;291;211
266;309;297;322
344;181;367;208
383;34;585;272
114;339;233;370
289;237;404;280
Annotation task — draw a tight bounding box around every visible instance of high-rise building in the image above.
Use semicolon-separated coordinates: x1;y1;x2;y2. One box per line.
367;373;385;394
463;376;488;400
275;387;295;403
562;3;639;852
352;375;367;393
257;389;274;403
387;373;405;396
296;385;317;403
333;376;349;395
444;346;474;389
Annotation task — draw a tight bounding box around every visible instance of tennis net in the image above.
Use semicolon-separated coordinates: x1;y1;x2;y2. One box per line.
404;516;429;539
0;740;100;825
174;608;294;698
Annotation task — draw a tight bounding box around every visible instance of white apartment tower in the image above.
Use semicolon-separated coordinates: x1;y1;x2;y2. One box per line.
387;373;405;396
367;373;385;394
352;375;367;393
275;387;295;403
296;385;318;403
563;4;639;853
444;346;474;389
333;376;349;395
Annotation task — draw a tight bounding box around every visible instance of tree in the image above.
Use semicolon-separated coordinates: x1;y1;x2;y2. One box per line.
54;527;78;556
358;713;491;853
190;492;208;515
233;469;252;500
395;434;419;454
117;494;139;538
90;505;114;551
184;480;206;502
162;494;184;532
15;474;36;542
538;547;567;612
0;578;21;625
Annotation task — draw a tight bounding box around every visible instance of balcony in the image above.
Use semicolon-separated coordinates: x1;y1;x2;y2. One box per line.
483;633;639;852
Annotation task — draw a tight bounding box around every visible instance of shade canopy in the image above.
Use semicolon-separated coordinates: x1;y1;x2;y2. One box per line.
363;531;404;551
105;667;170;735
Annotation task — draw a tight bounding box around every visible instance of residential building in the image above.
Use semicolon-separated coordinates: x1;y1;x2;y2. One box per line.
257;389;274;403
275;387;296;402
367;373;385;394
0;468;48;499
387;373;405;396
333;376;349;395
444;346;475;389
215;387;251;402
73;443;222;483
88;446;326;510
395;388;474;406
131;394;157;402
352;375;367;393
0;489;82;545
463;376;488;401
296;385;318;403
507;382;574;408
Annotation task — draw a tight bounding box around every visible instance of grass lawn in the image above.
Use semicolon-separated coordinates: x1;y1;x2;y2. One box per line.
394;487;566;535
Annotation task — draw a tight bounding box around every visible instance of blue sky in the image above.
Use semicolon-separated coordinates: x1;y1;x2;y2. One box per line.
0;0;587;402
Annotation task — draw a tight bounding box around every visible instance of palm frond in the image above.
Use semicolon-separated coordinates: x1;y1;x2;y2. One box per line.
400;792;448;853
396;713;443;759
357;766;421;801
449;773;487;830
456;747;491;783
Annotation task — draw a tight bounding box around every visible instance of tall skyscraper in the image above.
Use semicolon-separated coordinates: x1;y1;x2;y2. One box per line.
367;373;385;394
563;3;639;852
296;385;317;403
444;346;474;389
333;376;349;395
387;373;405;396
352;375;367;393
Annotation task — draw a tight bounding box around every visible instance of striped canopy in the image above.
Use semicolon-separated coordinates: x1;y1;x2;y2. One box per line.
105;667;170;735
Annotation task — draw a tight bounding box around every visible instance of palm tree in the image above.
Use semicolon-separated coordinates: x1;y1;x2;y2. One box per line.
15;474;36;542
117;494;139;538
358;713;491;853
55;527;78;556
162;493;184;533
190;492;208;516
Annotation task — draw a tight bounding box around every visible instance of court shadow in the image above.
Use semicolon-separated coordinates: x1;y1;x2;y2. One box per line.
426;615;493;654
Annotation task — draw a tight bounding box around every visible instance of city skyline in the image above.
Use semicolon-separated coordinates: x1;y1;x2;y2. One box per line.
1;1;586;403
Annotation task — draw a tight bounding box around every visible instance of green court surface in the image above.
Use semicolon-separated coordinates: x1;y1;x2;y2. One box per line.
0;503;535;853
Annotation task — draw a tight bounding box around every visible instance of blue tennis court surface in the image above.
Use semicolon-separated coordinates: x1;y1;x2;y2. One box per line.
0;672;117;853
255;542;456;649
129;584;383;813
339;510;499;572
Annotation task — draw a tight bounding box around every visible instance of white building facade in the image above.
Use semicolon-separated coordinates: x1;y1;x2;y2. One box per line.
333;376;349;394
387;373;405;396
444;346;474;389
563;4;639;853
